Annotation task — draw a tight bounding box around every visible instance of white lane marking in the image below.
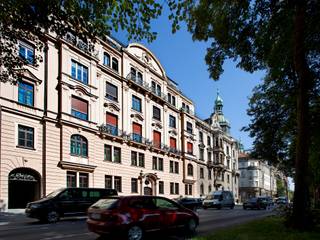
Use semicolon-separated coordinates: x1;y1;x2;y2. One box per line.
40;232;92;240
0;222;9;226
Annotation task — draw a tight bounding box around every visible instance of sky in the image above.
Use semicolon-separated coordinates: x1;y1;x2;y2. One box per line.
113;10;265;150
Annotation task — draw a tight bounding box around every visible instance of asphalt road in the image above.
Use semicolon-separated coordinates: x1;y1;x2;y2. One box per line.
0;206;274;240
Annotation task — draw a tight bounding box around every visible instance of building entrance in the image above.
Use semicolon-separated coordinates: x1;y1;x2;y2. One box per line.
8;168;41;208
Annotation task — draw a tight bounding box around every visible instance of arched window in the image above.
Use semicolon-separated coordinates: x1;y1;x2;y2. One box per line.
187;163;193;176
70;134;88;157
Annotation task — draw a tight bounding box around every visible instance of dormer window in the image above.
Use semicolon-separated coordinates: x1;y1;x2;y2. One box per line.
103;52;110;66
112;58;118;72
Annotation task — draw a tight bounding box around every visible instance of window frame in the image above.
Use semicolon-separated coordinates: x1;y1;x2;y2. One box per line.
71;96;88;121
132;95;142;112
71;59;88;85
17;125;35;149
169;115;176;128
18;80;34;107
106;82;118;102
152;106;161;121
70;134;88;157
19;42;35;64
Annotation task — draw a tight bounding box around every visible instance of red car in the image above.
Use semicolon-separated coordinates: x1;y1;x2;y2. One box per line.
87;195;199;240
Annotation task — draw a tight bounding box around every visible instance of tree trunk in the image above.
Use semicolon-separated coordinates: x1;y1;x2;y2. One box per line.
292;0;311;230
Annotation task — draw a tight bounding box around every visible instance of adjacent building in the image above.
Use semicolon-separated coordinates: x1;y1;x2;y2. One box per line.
0;33;239;210
238;152;277;202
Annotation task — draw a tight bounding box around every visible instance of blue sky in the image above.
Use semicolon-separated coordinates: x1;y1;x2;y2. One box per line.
113;11;265;150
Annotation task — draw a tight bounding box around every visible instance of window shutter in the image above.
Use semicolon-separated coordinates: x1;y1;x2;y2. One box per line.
170;137;176;149
153;131;161;147
106;113;118;126
132;123;142;135
187;142;193;153
72;97;87;113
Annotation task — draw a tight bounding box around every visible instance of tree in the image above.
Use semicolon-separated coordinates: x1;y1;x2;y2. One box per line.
179;0;320;229
0;0;184;83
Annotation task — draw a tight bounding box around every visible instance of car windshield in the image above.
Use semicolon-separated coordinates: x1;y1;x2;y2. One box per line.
205;194;220;200
91;198;119;209
45;188;64;199
249;198;257;202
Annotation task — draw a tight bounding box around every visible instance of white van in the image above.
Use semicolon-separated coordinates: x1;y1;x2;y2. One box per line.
202;191;235;209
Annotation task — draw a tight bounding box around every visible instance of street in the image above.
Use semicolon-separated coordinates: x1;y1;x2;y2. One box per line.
0;206;274;240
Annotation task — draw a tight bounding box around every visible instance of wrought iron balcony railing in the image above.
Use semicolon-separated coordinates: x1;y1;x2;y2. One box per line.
99;124;123;137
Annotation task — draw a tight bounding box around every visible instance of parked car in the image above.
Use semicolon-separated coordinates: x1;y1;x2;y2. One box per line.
202;191;235;209
176;197;203;211
243;197;268;210
25;187;117;223
87;195;199;240
276;196;288;206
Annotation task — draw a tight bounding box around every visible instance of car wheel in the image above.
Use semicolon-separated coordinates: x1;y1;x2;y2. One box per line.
243;206;247;210
230;204;235;209
185;218;197;233
128;225;143;240
47;210;60;223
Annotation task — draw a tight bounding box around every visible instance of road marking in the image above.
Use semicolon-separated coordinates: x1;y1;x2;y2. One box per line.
40;232;92;240
0;222;9;226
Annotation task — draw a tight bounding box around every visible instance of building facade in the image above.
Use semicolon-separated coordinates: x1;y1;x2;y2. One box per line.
238;152;277;202
0;34;239;210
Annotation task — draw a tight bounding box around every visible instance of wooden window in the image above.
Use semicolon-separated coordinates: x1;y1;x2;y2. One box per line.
105;175;112;189
132;122;142;143
131;178;138;193
18;125;34;149
104;145;112;161
79;173;89;188
67;171;76;187
159;181;164;194
106;112;118;136
70;134;88;157
18;81;34;106
106;82;118;101
132;95;142;112
153;106;161;121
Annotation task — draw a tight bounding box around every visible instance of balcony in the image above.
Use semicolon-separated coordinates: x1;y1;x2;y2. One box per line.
126;73;150;91
169;147;182;156
98;124;124;140
212;161;226;170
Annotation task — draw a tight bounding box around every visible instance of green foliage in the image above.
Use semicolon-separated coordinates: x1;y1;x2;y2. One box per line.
277;178;286;197
0;0;185;83
193;217;320;240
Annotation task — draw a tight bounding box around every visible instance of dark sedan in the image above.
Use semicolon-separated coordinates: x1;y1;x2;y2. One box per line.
87;196;199;240
176;197;203;211
243;197;268;210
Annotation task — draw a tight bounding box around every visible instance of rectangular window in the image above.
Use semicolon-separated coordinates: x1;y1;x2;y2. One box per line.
79;173;89;188
170;161;174;173
104;145;112;161
18;125;34;148
131;178;138;193
227;174;230;183
159;181;164;194
158;158;163;171
175;183;179;195
208;152;212;162
67;171;76;187
153;131;161;148
172;96;176;106
152;156;157;170
199;132;203;143
138;153;145;167
208;169;212;180
103;52;110;66
199;148;204;160
170;182;174;194
186;122;193;134
18;81;34;106
114;176;122;192
153;106;161;121
185;184;192;195
207;136;211;146
71;60;88;84
169;137;176;149
174;162;179;174
200;168;204;179
105;175;112;189
71;96;88;120
169;115;176;128
106;83;118;101
19;42;34;64
189;184;192;195
131;151;137;166
106;112;118;136
112;58;119;72
187;142;193;155
132;95;142;112
113;147;121;163
156;85;161;96
132;122;142;143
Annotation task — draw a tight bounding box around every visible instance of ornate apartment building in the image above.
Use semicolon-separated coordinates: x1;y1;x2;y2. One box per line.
0;33;239;210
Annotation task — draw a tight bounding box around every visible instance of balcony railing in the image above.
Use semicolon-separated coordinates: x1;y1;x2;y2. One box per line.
126;73;150;90
63;32;99;58
99;124;123;137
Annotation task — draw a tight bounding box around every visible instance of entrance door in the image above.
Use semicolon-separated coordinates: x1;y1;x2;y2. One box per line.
144;187;153;196
8;168;40;208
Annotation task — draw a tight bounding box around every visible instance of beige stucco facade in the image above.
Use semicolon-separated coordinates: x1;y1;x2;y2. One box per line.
0;34;239;210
